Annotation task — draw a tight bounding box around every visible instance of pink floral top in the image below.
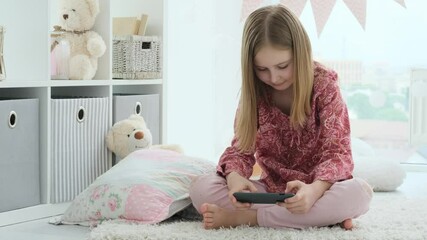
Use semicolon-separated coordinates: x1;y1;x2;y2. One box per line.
217;62;353;193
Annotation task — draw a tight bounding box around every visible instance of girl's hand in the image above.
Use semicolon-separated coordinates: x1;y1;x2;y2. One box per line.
277;180;332;214
226;172;258;209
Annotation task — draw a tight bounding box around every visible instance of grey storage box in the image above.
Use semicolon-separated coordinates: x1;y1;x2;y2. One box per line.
113;94;160;145
51;97;109;203
0;98;40;212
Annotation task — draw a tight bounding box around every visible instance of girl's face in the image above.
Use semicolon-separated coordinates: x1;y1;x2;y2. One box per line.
253;45;294;91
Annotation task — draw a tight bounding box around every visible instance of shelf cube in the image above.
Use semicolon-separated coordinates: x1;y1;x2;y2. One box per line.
50;97;110;203
0;98;40;212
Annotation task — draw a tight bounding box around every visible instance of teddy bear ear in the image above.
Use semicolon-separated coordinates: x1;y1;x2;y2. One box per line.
85;0;100;17
105;129;115;152
129;114;146;123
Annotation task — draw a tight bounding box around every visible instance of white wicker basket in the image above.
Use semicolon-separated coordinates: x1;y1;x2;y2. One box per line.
112;35;161;79
0;26;5;80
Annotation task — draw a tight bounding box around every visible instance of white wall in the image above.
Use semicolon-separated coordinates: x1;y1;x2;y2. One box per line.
165;0;243;162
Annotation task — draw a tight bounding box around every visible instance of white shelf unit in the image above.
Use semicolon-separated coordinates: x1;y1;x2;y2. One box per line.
0;0;165;226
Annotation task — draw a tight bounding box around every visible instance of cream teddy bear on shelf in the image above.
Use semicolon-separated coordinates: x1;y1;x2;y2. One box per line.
106;114;183;161
55;0;106;80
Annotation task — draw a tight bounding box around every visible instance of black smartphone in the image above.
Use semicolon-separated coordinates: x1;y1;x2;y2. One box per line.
233;192;295;204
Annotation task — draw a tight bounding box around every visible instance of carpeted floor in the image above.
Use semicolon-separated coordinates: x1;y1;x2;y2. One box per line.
89;193;427;240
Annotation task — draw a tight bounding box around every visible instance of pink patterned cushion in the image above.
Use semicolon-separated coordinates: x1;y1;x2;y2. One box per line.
124;184;172;222
57;149;214;226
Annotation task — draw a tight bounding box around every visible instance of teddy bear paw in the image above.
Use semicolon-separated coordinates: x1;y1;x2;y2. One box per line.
69;55;96;80
87;38;106;58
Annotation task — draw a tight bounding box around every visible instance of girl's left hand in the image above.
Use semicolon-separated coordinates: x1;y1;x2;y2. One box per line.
277;180;328;214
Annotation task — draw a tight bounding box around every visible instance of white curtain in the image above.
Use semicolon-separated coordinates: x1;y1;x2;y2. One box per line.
165;0;243;162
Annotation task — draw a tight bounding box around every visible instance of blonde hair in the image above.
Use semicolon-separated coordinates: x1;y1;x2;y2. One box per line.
236;4;314;152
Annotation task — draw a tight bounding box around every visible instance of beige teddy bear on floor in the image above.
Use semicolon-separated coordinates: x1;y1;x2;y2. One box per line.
106;114;183;162
55;0;106;80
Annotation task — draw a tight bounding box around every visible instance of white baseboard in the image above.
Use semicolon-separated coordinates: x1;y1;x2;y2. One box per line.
0;202;70;227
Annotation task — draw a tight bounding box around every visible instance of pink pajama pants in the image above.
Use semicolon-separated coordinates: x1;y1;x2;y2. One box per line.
189;173;373;229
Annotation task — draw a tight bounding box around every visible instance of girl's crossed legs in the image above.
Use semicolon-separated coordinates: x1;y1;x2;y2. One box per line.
189;173;372;229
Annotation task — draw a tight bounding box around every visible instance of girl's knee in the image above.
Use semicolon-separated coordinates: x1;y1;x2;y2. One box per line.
189;173;224;194
189;173;227;211
354;178;373;199
189;174;212;198
333;178;373;199
337;178;373;215
353;178;373;214
328;178;373;215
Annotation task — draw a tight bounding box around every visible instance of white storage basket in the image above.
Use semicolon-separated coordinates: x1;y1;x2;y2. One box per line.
112;35;162;79
50;97;110;203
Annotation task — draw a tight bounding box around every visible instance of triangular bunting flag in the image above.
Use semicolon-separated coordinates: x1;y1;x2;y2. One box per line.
310;0;337;37
343;0;367;30
280;0;308;17
394;0;406;8
241;0;264;21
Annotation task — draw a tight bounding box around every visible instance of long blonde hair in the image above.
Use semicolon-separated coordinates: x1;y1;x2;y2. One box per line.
236;4;314;152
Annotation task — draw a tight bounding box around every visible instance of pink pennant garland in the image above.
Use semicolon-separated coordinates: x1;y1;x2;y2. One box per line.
343;0;367;30
394;0;406;8
310;0;337;37
241;0;264;21
280;0;308;17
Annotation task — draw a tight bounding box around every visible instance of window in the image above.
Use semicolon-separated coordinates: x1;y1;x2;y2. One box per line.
295;0;427;165
166;0;427;165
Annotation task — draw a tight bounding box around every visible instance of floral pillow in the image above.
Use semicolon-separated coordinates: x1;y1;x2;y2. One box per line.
52;149;215;226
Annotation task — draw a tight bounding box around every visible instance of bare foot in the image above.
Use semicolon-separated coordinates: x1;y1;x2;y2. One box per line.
200;203;257;229
340;219;353;230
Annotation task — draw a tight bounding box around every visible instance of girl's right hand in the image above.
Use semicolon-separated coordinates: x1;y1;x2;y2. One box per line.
226;172;258;209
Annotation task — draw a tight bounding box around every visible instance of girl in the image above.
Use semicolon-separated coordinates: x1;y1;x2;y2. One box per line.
189;4;372;230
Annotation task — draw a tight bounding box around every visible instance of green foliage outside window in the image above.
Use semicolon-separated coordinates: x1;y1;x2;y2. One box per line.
343;86;408;122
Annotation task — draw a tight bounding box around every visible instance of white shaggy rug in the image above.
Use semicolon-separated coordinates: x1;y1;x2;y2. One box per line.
89;193;427;240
